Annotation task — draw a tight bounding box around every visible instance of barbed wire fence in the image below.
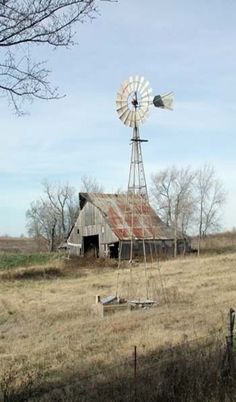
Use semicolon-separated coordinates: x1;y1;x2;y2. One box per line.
1;307;236;401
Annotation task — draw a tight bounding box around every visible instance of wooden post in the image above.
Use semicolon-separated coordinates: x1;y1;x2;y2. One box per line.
228;308;235;374
229;308;235;348
134;345;137;401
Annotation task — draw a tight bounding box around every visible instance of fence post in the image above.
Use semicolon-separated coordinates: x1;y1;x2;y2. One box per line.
134;345;137;401
228;308;235;374
229;308;235;348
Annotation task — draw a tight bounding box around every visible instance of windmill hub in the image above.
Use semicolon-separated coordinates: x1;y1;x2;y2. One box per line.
131;93;138;108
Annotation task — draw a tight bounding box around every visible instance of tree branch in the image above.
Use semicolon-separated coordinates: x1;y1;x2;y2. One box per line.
0;0;115;113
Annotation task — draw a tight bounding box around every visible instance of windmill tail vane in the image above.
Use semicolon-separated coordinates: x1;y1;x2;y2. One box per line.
153;92;174;110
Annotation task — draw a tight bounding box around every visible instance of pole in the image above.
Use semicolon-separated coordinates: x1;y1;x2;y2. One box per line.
229;308;235;348
134;345;137;401
227;308;235;375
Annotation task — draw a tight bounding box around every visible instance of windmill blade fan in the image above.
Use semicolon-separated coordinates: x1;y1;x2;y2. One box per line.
116;76;174;127
116;75;152;128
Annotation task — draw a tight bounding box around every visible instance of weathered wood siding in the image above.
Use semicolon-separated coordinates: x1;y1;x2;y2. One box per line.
68;202;118;256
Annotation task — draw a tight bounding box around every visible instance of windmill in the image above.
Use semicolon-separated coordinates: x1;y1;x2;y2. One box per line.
116;75;174;266
93;76;174;313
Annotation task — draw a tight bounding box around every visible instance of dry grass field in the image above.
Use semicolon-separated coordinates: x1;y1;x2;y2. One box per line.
191;230;236;254
0;236;48;254
1;253;236;400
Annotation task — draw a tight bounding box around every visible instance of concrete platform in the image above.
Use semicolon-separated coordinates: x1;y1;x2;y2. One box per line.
91;301;131;317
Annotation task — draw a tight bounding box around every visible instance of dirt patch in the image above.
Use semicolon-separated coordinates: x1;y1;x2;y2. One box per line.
63;256;119;269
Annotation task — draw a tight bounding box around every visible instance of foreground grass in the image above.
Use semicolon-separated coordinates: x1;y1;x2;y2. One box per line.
1;253;236;400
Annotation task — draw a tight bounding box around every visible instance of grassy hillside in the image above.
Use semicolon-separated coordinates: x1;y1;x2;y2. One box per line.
0;254;236;400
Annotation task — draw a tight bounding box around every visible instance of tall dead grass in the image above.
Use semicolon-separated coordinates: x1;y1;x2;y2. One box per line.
1;253;236;400
191;230;236;254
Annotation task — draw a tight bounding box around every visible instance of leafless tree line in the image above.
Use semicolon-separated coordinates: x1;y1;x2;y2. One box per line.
150;164;226;255
26;167;226;254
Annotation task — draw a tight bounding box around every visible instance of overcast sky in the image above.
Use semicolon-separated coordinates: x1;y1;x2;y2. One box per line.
1;0;236;236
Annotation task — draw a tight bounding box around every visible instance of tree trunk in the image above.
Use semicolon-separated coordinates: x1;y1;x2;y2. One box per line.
174;225;177;258
50;224;56;252
197;235;201;257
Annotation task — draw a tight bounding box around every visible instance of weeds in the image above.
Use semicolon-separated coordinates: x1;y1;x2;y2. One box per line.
4;339;234;401
0;265;65;281
1;253;236;400
0;253;59;271
0;361;42;402
191;231;236;255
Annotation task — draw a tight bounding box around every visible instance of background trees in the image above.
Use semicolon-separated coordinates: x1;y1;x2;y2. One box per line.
195;165;226;255
26;175;104;251
0;0;113;113
26;180;79;251
150;165;226;255
80;174;104;193
151;167;195;257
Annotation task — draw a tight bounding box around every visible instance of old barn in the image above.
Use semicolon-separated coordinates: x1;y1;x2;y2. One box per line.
67;192;188;259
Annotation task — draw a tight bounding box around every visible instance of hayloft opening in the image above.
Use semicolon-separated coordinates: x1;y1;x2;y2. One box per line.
83;235;99;257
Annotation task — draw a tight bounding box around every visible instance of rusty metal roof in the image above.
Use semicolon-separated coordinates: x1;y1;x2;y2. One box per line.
79;193;176;240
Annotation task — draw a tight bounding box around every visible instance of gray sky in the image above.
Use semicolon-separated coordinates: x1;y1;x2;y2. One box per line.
1;0;236;236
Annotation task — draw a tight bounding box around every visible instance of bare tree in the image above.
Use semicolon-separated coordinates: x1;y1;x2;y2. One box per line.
80;174;104;193
26;180;79;251
151;164;227;257
0;0;114;114
151;166;195;257
195;164;226;255
26;199;58;251
151;168;176;227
